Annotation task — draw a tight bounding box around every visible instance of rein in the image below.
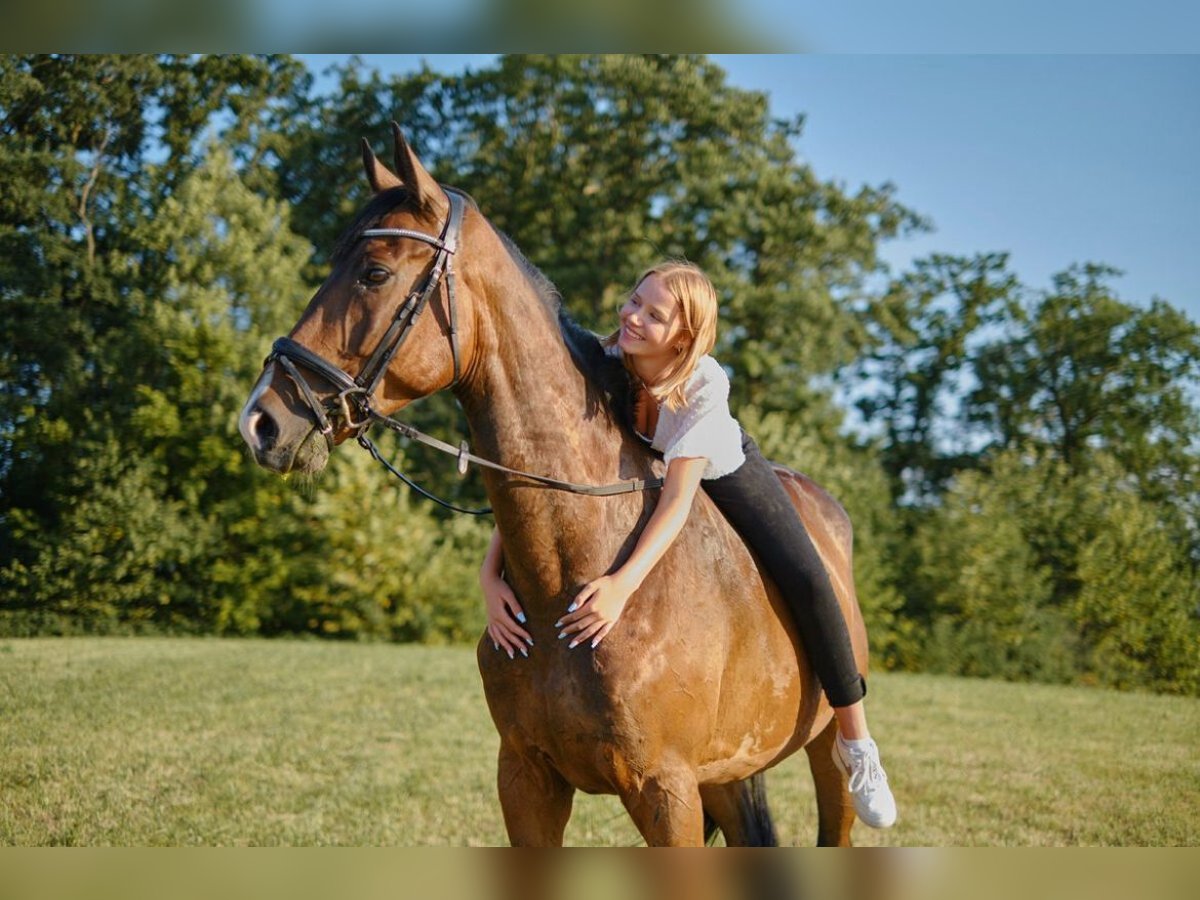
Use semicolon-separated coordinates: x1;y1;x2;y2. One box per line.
268;187;664;516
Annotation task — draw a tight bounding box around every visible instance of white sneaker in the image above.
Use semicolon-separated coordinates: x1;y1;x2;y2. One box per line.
832;734;897;828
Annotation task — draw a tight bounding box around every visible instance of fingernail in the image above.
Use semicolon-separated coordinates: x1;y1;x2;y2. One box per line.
568;639;579;649
493;642;499;651
591;638;599;648
526;638;534;646
567;602;578;612
516;612;526;623
519;646;528;658
507;648;514;659
554;620;563;628
558;631;567;640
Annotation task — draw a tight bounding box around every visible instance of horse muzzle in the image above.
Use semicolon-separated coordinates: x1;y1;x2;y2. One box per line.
239;365;332;475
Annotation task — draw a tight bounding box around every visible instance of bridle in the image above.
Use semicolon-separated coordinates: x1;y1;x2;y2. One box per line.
266;187;663;515
270;188;467;448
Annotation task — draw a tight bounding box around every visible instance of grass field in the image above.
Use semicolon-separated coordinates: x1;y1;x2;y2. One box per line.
1;638;1196;846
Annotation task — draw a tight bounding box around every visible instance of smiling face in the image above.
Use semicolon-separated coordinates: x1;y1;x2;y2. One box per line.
617;273;691;381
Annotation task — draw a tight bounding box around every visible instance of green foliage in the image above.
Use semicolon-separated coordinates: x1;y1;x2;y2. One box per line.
1;53;306;559
1069;456;1200;695
0;441;210;635
910;453;1074;683
910;449;1200;694
0;129;314;635
292;446;491;643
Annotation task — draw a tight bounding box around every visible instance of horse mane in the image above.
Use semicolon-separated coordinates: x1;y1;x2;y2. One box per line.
557;310;642;438
490;226;642;440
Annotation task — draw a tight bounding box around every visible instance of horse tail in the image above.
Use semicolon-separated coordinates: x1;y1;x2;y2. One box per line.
743;772;778;847
701;773;779;847
703;812;721;846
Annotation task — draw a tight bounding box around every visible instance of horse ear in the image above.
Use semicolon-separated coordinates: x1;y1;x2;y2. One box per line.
391;122;443;210
361;138;403;193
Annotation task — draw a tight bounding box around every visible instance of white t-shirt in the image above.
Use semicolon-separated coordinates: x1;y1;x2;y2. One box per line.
606;345;746;480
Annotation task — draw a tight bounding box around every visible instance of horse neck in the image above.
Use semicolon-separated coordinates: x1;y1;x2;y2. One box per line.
455;253;634;604
457;261;621;495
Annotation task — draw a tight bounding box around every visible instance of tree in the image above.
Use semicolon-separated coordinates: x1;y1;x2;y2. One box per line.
853;252;1019;504
911;451;1072;683
1;54;306;574
1;139;315;633
969;265;1200;496
911;448;1200;694
1070;454;1199;694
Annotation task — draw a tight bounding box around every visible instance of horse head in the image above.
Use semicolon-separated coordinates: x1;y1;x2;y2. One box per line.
239;124;483;475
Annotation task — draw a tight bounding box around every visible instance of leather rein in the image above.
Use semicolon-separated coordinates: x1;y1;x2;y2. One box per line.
267;188;664;516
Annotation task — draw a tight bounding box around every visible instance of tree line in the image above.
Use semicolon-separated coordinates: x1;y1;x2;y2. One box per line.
2;54;1197;694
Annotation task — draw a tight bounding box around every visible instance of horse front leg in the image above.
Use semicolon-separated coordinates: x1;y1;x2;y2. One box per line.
497;741;575;846
617;762;706;846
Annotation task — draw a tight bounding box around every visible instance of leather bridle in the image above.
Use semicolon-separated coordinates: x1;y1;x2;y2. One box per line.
269;188;467;449
265;187;663;516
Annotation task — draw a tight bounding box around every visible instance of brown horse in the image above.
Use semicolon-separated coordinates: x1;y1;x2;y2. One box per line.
239;126;868;846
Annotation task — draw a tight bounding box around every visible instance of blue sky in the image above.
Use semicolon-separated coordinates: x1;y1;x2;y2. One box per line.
300;54;1199;322
754;2;1200;52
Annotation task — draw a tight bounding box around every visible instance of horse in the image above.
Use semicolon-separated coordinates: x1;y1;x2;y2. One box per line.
239;125;869;846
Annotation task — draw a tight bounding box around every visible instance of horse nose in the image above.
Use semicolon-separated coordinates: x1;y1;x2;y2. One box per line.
240;403;279;454
252;406;279;451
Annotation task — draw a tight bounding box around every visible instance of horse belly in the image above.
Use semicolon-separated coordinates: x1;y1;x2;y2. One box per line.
694;617;826;782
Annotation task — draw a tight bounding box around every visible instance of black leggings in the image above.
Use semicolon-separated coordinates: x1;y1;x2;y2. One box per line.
701;430;866;708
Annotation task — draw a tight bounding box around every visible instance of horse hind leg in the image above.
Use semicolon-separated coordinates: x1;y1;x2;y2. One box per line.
698;774;778;846
805;715;855;846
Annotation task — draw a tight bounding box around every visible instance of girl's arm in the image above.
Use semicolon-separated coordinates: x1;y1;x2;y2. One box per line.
480;526;532;658
555;455;709;649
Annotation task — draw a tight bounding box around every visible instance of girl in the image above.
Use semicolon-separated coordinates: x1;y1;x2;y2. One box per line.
480;260;896;829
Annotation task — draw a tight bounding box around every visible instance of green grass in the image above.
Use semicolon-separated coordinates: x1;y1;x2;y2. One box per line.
0;638;1196;846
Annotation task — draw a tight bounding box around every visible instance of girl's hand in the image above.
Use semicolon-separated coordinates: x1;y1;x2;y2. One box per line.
482;572;532;659
555;574;637;649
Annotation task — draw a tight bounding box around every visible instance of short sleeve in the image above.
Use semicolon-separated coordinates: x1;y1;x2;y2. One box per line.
661;357;745;479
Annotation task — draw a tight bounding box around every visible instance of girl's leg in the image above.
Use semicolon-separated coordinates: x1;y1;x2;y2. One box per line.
701;431;866;709
835;699;871;741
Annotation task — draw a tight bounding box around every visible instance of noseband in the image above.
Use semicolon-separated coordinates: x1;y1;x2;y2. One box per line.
265;187;663;515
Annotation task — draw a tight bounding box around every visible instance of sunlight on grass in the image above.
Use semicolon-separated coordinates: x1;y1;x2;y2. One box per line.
0;639;1195;845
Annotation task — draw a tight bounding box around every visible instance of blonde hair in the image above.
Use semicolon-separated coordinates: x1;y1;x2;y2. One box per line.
604;260;719;411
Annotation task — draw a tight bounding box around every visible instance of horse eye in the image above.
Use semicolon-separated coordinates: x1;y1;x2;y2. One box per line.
362;266;391;285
